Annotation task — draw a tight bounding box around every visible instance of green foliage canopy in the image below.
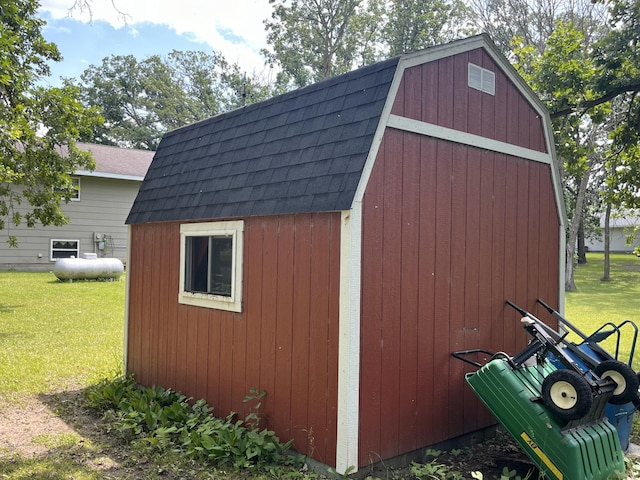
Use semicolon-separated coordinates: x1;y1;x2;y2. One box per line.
263;0;473;89
0;0;102;245
72;50;273;150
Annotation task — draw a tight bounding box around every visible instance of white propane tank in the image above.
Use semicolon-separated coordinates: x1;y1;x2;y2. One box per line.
53;255;124;281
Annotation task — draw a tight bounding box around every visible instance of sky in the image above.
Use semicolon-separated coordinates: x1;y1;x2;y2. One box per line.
38;0;275;86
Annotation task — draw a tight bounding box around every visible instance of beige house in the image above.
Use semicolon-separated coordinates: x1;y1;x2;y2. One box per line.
586;213;640;253
0;143;153;271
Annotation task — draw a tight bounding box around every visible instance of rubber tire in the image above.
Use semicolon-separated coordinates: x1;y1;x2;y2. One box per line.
541;369;593;422
593;360;640;405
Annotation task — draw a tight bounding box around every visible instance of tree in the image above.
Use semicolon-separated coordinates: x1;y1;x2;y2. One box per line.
0;0;102;246
72;55;165;150
581;0;640;281
263;0;475;89
72;51;267;150
263;0;366;88
512;21;610;290
384;0;472;56
468;0;608;55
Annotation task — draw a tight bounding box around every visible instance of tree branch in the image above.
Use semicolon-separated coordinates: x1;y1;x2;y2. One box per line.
550;82;640;118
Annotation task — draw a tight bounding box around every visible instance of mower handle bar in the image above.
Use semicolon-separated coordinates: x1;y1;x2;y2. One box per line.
536;298;638;366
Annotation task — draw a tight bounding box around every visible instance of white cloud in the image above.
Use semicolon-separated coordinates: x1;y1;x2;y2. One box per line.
39;0;274;75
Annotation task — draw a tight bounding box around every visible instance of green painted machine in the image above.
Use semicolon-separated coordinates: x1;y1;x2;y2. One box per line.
453;301;629;480
466;359;624;480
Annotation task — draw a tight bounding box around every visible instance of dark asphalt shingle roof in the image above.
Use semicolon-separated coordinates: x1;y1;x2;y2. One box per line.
126;56;400;224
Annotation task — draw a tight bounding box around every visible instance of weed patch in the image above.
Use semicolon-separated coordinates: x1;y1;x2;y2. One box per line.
85;375;296;472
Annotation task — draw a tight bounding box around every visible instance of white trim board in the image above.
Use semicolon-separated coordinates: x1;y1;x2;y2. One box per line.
75;170;145;182
387;114;553;165
335;208;362;474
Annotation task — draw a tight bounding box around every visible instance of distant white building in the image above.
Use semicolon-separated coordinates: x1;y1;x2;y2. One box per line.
0;143;153;271
586;213;640;252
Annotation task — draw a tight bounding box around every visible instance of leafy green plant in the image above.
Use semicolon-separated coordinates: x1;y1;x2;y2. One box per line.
327;465;356;479
410;449;464;480
85;375;294;470
500;466;533;480
243;386;267;430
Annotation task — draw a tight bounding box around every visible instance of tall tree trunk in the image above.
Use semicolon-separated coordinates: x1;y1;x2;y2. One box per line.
566;168;591;291
603;202;611;281
577;218;587;264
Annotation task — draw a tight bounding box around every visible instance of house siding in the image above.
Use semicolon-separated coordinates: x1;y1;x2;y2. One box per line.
126;212;341;464
0;176;141;270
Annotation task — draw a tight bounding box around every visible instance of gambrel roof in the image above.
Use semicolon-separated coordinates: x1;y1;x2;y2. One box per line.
126;57;400;224
127;34;565;227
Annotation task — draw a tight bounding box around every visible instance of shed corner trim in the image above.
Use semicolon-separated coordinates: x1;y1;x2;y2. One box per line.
336;207;362;473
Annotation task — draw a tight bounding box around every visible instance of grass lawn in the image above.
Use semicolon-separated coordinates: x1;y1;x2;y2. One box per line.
0;272;125;400
565;252;640;370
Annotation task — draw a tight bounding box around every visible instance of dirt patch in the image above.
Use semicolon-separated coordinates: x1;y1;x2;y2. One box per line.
0;396;76;457
0;390;157;479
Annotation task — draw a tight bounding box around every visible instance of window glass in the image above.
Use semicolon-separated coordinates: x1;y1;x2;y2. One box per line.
55;177;80;201
51;239;79;260
179;221;244;312
185;236;209;293
210;236;232;296
70;177;80;201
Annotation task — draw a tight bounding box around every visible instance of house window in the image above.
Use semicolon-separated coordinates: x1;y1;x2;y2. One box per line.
55;177;80;201
468;63;495;95
69;177;80;201
179;221;244;312
50;239;79;260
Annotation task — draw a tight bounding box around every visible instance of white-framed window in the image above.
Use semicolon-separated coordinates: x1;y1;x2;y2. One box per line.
179;220;244;312
55;177;81;201
69;177;80;201
50;239;79;261
468;63;496;96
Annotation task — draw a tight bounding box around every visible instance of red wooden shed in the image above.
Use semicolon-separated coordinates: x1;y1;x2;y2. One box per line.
125;34;566;474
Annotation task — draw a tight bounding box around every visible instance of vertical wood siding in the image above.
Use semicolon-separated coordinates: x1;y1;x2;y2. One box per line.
359;53;560;463
127;213;340;464
392;48;548;154
359;129;559;464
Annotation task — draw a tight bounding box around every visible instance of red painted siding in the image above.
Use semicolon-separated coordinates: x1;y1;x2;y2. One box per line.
391;48;547;154
127;213;341;464
359;128;560;464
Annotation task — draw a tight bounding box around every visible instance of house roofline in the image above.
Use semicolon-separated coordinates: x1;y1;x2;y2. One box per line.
75;170;144;182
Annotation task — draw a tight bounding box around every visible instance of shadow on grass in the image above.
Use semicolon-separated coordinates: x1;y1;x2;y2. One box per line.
0;304;24;314
0;389;155;480
0;449;105;480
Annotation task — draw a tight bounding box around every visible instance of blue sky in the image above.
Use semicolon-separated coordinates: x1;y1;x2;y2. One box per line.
38;0;273;86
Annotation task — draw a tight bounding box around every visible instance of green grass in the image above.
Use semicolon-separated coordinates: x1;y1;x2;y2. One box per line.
565;252;640;369
0;272;125;399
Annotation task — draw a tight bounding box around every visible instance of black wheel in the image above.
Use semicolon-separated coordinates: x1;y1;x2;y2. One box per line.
541;370;593;421
593;360;640;405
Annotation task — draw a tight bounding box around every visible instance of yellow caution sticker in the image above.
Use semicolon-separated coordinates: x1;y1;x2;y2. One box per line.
520;432;563;480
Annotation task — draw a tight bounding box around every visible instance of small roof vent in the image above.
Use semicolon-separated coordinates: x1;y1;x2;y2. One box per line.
468;63;495;96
